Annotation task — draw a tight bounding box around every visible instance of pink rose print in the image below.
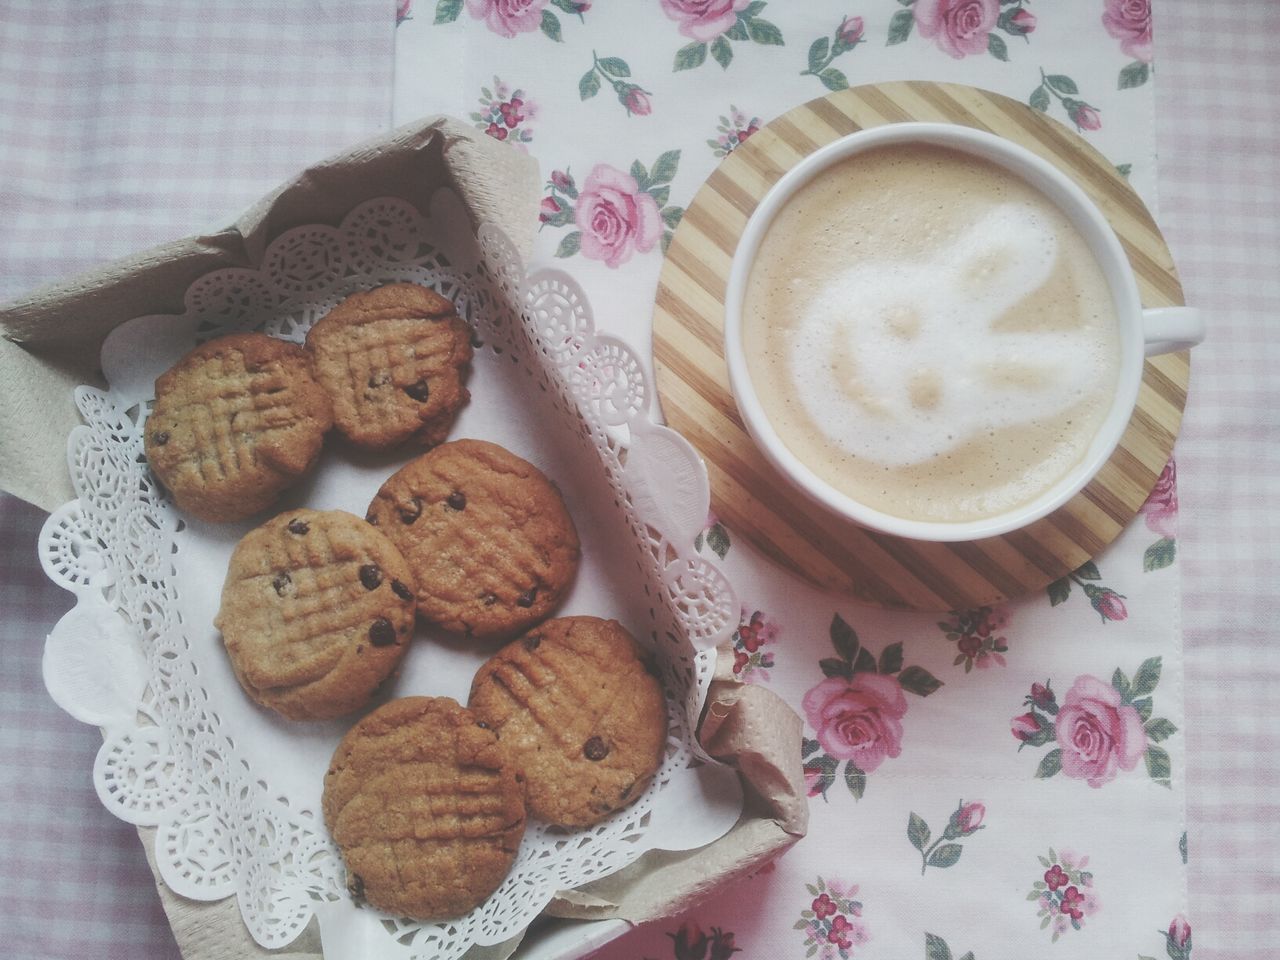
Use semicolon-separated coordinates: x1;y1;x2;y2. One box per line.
1103;0;1152;63
574;165;662;267
801;15;866;91
1013;662;1176;787
708;106;761;158
952;801;984;835
1164;914;1193;959
813;893;837;920
470;77;536;150
913;0;997;59
578;53;654;118
661;0;749;43
939;605;1009;671
1044;864;1068;891
540;153;685;262
1010;711;1041;742
731;609;777;683
1142;458;1178;537
909;801;988;875
1029;849;1098;941
396;0;413;25
465;0;546;38
803;614;941;800
1009;8;1035;34
437;0;576;41
804;674;907;773
1028;70;1104;133
1055;675;1146;787
1074;104;1103;131
1045;559;1126;621
800;878;867;959
539;197;562;224
667;1;784;72
1141;458;1178;571
625;88;652;116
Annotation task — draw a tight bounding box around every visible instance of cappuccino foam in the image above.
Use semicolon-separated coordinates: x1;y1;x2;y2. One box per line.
742;145;1121;524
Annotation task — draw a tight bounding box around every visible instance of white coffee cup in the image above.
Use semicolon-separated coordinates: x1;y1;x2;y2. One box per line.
723;122;1204;542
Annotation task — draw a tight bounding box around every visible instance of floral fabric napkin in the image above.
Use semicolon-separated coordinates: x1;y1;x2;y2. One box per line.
395;2;1189;958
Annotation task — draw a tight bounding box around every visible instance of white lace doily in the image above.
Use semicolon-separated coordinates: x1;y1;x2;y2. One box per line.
37;193;741;959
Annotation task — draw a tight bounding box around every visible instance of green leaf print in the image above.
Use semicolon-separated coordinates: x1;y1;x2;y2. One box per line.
674;41;708;71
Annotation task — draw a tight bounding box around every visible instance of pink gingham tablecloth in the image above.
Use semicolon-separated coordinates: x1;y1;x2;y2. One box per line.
0;1;1275;957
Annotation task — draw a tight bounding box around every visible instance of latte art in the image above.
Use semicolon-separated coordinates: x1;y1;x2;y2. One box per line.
793;203;1105;467
742;145;1121;523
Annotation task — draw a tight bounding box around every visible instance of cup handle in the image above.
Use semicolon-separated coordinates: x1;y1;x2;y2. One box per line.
1142;306;1205;357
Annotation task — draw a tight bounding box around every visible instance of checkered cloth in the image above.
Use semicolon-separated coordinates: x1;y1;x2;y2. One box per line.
0;1;1274;957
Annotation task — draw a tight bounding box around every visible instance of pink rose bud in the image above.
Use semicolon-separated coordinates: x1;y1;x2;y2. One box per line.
1011;712;1040;741
1010;8;1036;32
573;0;591;10
624;88;652;116
803;764;825;797
539;196;561;222
1086;586;1127;622
1074;104;1103;131
396;0;412;24
954;801;985;834
1169;914;1191;948
551;170;573;190
1031;682;1054;709
838;15;865;45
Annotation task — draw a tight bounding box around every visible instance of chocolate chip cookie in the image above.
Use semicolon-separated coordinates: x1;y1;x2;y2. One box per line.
322;696;526;919
305;284;473;450
144;332;333;523
468;617;667;828
365;439;580;639
215;509;416;720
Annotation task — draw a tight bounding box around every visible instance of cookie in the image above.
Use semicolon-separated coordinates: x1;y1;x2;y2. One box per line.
305;284;473;450
322;696;526;919
365;439;580;639
468;617;667;828
144;332;333;522
215;509;416;720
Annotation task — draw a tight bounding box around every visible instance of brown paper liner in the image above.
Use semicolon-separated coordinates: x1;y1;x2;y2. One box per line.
6;118;808;959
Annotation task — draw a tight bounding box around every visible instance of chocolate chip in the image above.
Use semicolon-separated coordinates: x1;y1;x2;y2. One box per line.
583;737;609;761
367;371;390;388
356;645;364;655
369;618;396;647
404;379;430;402
483;593;499;606
358;564;382;590
398;498;422;524
287;519;309;535
523;634;542;652
516;588;537;608
152;431;169;446
475;720;490;730
390;579;413;601
446;491;466;511
348;874;365;900
272;572;292;596
366;513;379;526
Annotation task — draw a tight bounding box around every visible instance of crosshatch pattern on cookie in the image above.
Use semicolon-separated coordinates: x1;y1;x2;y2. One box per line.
217;511;414;719
307;284;473;449
145;334;332;521
469;617;666;828
366;440;581;639
322;697;527;919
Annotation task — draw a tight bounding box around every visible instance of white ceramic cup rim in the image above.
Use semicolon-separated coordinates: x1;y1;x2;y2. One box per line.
724;122;1169;542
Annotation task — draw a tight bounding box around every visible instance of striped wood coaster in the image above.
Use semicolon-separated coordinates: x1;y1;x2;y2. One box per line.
652;81;1190;612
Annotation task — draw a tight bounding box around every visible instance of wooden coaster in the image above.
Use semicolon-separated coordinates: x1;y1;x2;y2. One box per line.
652;81;1190;612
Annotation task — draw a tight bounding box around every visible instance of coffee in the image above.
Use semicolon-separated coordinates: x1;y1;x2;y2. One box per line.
741;144;1120;524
